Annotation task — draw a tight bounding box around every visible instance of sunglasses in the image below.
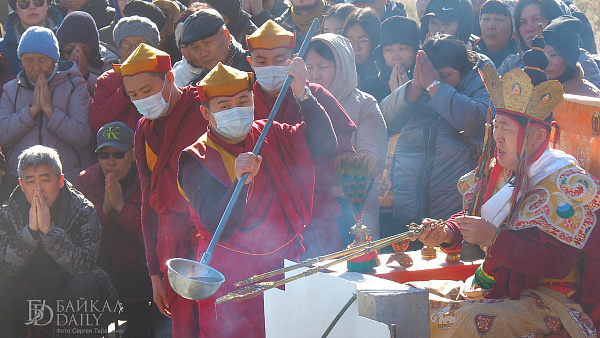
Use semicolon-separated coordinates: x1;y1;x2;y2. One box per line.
97;150;127;160
16;0;46;10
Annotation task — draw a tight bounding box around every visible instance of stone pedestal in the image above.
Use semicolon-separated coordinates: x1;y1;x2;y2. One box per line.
264;261;429;337
344;272;430;338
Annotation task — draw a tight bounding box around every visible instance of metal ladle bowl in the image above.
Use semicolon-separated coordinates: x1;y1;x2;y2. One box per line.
167;258;225;300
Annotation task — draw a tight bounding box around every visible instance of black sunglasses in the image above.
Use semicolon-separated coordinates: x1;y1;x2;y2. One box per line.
16;0;46;10
97;150;127;160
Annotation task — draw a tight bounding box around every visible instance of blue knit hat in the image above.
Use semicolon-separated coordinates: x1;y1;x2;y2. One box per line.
17;26;60;63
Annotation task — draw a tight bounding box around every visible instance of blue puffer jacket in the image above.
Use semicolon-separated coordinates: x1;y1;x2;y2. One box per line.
380;54;493;222
0;7;63;76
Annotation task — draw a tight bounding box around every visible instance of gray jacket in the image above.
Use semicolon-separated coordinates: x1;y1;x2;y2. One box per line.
313;33;388;236
498;49;600;89
0;61;93;182
0;182;101;278
381;54;492;221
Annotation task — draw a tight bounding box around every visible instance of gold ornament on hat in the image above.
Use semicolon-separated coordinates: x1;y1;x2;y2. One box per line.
481;64;564;122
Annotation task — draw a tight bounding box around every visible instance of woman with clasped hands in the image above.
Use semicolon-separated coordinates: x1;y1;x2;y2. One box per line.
0;26;93;183
378;34;492;238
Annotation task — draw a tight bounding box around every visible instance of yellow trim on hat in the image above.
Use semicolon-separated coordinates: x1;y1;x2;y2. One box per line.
113;43;172;78
246;20;295;51
197;63;254;101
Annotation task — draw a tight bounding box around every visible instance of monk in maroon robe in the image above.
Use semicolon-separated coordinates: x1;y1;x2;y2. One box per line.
115;43;206;336
178;61;337;337
247;20;357;259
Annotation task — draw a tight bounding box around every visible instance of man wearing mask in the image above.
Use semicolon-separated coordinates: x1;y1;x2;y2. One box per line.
90;15;160;133
275;0;330;52
114;43;207;336
247;20;357;258
178;61;337;337
181;9;252;86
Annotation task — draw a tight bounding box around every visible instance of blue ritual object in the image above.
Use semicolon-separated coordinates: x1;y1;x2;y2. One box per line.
334;153;379;272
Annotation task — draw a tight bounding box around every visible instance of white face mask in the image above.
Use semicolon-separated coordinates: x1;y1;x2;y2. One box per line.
254;65;288;92
132;78;172;120
211;105;254;140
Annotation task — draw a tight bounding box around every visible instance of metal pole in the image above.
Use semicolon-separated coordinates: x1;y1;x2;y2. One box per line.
200;18;321;266
321;293;358;338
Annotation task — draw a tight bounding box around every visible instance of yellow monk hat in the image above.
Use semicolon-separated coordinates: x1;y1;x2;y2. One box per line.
197;62;254;102
113;43;172;78
246;20;296;51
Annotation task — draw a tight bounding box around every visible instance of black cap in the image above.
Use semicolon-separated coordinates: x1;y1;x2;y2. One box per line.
375;16;420;63
423;0;462;23
96;122;134;152
180;9;225;46
542;15;582;67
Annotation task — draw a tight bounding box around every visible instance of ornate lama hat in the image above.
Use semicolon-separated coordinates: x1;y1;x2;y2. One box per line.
481;64;564;125
197;62;254;102
246;20;296;51
481;24;564;126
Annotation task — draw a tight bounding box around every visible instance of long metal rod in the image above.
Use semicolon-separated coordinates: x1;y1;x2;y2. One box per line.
234;231;412;287
321;294;357;338
200;18;320;266
215;229;425;304
234;220;443;287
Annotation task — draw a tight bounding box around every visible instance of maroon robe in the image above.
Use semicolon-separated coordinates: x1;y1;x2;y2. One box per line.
134;86;207;336
253;82;356;258
441;162;600;327
179;120;315;337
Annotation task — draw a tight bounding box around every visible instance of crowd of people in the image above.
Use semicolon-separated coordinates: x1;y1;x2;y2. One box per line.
0;0;600;337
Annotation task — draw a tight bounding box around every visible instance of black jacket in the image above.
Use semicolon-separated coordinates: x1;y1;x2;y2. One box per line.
0;181;100;278
52;0;115;29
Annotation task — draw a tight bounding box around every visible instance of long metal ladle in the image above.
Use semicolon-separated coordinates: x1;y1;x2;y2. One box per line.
167;18;321;300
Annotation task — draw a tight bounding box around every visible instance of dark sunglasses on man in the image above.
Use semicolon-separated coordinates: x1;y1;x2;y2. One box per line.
17;0;46;10
97;150;128;160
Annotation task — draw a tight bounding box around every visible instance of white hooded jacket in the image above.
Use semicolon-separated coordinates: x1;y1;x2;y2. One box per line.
312;33;388;235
